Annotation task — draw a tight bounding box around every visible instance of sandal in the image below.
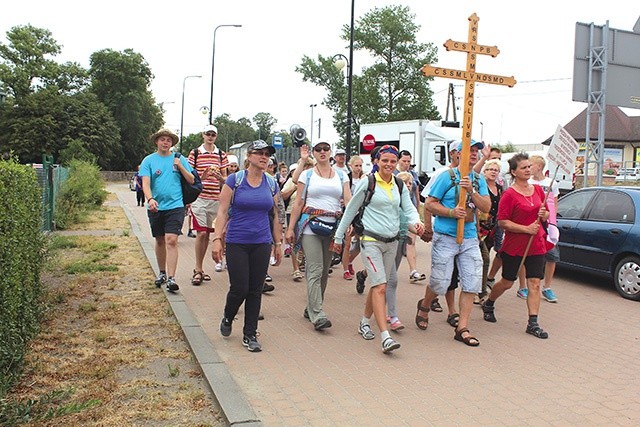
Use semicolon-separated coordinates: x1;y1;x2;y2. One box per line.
526;323;549;339
430;298;443;313
481;301;497;323
202;272;211;281
446;313;460;328
415;299;430;330
454;327;480;347
191;270;204;286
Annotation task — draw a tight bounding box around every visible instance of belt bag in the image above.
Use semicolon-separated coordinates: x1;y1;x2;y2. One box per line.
363;230;399;243
309;218;337;236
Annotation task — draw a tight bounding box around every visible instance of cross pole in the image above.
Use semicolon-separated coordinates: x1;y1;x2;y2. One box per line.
422;13;516;243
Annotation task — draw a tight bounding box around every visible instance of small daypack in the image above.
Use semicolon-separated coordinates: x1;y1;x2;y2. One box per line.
176;152;202;205
351;174;404;236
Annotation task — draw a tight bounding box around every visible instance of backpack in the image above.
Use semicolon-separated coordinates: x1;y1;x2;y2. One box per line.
444;168;480;223
351;174;404;236
230;170;277;205
176;152;202;205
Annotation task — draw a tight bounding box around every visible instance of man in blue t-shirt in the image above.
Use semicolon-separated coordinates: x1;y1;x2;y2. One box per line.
415;140;491;347
139;128;195;292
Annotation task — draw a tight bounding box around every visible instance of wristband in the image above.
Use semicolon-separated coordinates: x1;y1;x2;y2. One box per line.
448;208;453;217
211;237;222;242
148;198;155;202
273;242;282;246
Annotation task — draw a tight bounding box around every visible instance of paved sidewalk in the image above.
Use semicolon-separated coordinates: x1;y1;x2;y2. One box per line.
113;183;640;426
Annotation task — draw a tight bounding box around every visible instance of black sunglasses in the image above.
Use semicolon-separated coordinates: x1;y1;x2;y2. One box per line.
205;132;217;137
314;146;331;152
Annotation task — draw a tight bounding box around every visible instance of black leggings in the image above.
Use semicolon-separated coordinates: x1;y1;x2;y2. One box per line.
136;190;145;206
224;242;272;337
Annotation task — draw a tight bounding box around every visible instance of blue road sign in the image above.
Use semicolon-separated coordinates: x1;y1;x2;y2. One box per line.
273;135;283;148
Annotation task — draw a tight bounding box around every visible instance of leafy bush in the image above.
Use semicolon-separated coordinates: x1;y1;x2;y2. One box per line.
55;160;107;229
0;160;44;399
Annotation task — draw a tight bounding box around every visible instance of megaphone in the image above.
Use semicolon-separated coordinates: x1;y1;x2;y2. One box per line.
290;124;307;147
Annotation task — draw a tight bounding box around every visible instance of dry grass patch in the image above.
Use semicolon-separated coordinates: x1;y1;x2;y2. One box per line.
2;191;224;426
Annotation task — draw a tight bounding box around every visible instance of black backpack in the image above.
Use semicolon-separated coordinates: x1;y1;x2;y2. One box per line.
351;174;404;236
176;152;202;205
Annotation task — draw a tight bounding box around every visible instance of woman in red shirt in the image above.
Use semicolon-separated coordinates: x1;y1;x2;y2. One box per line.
481;153;551;339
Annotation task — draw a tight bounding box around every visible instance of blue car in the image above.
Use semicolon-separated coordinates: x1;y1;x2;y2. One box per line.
556;186;640;301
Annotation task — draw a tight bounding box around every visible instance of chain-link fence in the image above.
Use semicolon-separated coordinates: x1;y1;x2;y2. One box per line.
32;155;69;231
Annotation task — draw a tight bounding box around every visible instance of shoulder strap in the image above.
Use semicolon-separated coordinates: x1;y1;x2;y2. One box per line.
265;174;277;197
302;169;312;204
192;148;199;168
230;170;245;206
362;174;377;207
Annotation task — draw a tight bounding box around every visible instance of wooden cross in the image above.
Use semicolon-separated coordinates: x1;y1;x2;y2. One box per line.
422;13;516;243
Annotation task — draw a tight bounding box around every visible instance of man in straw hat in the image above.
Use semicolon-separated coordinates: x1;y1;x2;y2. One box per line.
140;128;195;292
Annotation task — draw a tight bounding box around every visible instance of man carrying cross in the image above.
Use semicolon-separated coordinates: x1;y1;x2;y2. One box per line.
415;141;490;346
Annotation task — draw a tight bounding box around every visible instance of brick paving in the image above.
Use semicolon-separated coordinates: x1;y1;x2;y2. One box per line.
114;183;640;426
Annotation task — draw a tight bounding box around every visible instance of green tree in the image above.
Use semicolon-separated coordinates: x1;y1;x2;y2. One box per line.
89;49;163;170
0;25;62;100
253;112;276;141
212;114;257;151
0;25;118;166
296;5;440;150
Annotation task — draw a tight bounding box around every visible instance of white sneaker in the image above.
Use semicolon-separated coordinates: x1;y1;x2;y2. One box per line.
270;256;277;266
215;262;225;272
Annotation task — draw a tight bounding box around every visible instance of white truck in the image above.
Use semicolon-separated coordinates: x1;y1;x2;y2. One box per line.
358;119;456;185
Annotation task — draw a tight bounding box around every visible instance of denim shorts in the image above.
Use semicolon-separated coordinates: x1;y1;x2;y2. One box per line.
359;239;398;288
148;207;185;237
429;232;482;295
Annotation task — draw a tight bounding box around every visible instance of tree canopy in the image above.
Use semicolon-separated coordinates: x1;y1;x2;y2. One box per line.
296;5;440;152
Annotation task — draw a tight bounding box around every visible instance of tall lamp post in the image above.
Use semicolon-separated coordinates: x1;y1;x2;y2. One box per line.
179;75;202;153
309;103;317;144
209;24;242;125
333;0;355;159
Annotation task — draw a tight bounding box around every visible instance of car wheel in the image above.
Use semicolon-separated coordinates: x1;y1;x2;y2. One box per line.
614;256;640;301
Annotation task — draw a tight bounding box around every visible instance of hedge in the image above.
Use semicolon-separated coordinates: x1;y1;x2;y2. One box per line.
0;160;44;398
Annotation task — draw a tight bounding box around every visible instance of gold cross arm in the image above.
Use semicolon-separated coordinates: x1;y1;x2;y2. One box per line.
443;39;500;57
421;64;517;88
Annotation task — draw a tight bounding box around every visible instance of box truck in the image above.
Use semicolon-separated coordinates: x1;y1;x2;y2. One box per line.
358;119;456;184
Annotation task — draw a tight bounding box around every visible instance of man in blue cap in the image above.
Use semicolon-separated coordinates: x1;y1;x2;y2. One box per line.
415;139;491;347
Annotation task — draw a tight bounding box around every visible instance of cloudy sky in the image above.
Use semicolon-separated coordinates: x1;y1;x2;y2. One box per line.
2;0;639;147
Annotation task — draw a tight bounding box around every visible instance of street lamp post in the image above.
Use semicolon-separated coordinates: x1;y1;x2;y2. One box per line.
179;75;202;153
309;104;317;144
209;24;242;125
333;0;355;159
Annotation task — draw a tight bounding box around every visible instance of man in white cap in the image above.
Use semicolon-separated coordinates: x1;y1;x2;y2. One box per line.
140;128;195;292
332;148;350;175
188;124;229;284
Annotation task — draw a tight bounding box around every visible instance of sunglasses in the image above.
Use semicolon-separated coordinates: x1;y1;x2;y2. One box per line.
205;132;217;137
250;150;271;157
313;146;331;152
485;168;500;172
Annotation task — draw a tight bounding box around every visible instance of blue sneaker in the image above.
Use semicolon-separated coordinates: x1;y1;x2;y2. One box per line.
541;288;558;303
516;288;528;300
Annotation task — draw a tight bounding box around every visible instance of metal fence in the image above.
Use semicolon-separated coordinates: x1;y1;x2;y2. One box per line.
33;155;69;231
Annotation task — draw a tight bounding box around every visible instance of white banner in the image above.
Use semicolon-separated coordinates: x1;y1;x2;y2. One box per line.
547;125;579;177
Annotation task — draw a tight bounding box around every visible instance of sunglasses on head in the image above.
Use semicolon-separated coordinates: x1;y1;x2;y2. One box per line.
205;132;217;137
314;146;331;152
